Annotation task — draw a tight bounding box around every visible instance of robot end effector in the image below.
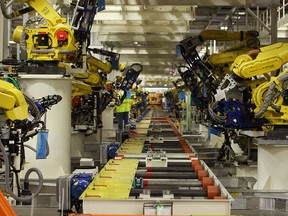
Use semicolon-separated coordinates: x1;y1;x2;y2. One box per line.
0;80;62;129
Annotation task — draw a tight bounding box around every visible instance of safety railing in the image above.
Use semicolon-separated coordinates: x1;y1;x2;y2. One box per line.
278;0;288;20
247;1;288;33
247;8;271;33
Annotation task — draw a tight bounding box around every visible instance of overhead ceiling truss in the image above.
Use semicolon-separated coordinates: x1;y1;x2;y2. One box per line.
90;1;274;76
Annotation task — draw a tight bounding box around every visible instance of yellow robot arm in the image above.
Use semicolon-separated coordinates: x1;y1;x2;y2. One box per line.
87;56;113;74
17;0;65;26
0;80;28;120
251;70;288;124
231;42;288;79
72;81;93;98
1;0;76;62
203;31;260;77
197;30;258;42
1;0;64;25
180;30;259;57
72;56;114;86
72;55;125;86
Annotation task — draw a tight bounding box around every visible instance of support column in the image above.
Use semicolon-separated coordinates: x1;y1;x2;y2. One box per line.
2;16;10;59
255;139;288;190
0;15;3;61
19;76;72;179
185;91;191;132
270;4;278;44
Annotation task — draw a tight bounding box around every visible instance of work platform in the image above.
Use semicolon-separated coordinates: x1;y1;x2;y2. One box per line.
80;108;233;215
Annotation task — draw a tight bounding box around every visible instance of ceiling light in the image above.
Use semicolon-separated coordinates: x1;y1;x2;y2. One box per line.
238;11;246;15
232;16;241;20
134;41;138;45
220;26;228;30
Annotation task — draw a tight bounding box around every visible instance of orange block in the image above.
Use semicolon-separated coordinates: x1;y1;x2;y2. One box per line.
0;191;16;216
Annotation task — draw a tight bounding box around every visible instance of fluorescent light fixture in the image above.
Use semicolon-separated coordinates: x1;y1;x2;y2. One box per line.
232;16;241;20
238;11;246;15
220;26;228;30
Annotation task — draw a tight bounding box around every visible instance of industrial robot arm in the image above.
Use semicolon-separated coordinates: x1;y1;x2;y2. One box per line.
212;42;288;128
1;0;99;64
231;42;288;79
0;79;62;203
179;30;260;93
0;0;62;24
0;80;28;120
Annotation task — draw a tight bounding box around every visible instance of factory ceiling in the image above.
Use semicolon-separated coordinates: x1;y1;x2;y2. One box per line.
90;0;277;77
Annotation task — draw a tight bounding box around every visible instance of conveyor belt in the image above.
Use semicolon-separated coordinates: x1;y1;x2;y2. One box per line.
147;131;177;136
149;124;171;129
80;159;139;199
81;107;232;215
137;167;195;172
130;186;219;199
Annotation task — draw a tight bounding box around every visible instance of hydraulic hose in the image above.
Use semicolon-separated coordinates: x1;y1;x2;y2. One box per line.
270;92;281;112
0;0;13;19
0;139;44;202
24;144;36;153
24;93;41;123
24;143;50;157
0;0;35;19
208;101;226;123
255;73;288;118
20;16;45;49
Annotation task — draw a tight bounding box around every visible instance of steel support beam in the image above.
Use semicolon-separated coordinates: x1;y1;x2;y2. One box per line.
218;7;237;29
121;54;175;59
95;11;195;21
205;8;222;30
270;4;278;43
91;24;189;33
95;33;186;42
105;0;270;6
104;5;195;11
110;48;176;55
0;15;3;61
2;19;10;59
122;61;173;66
98;20;188;25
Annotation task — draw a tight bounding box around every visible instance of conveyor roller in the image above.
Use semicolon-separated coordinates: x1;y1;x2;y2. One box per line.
130;185;220;199
135;171;198;179
137;167;195;172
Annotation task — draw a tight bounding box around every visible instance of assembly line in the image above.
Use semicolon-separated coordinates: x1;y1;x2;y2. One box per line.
73;108;232;215
1;0;288;216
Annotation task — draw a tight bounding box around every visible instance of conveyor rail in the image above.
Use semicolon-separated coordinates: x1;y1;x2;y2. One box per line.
80;108;233;215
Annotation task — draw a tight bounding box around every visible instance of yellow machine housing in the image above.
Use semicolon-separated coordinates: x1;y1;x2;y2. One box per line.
72;56;115;88
228;43;288;125
202;30;260;78
20;24;77;61
0;80;28;121
72;81;93;98
231;42;288;78
252;72;288;125
11;0;77;61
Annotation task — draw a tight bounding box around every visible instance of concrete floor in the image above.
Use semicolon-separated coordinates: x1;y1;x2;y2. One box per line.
13;207;288;216
232;210;288;216
14;207;59;216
